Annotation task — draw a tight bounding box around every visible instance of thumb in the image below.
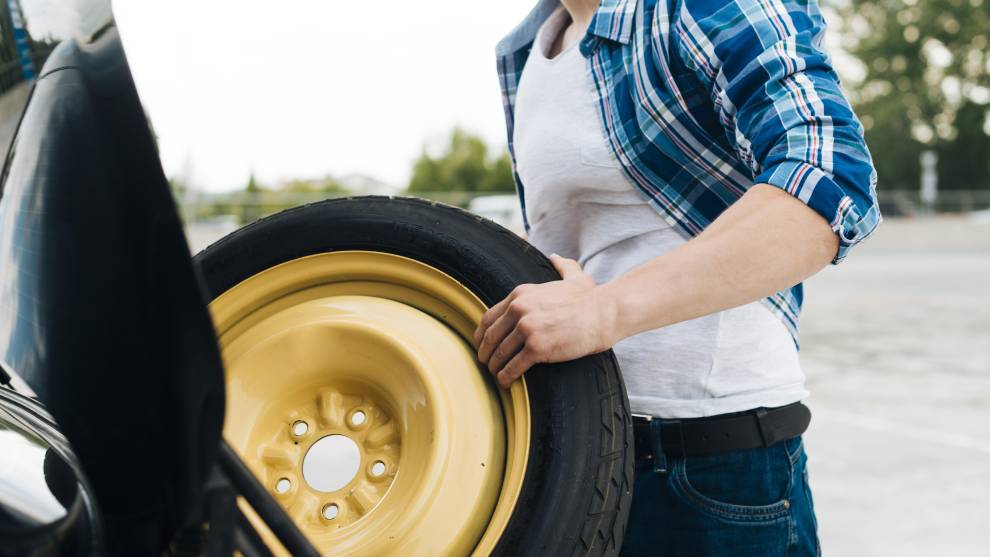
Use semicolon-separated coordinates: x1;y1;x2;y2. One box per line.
548;253;584;281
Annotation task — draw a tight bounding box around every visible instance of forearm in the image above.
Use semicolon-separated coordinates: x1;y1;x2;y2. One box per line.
598;184;838;342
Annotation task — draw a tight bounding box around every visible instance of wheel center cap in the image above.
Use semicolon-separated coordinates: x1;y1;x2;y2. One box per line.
302;434;362;492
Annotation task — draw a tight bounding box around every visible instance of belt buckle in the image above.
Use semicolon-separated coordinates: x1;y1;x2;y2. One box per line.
631;414;655;469
632;414;670;474
631;413;653;423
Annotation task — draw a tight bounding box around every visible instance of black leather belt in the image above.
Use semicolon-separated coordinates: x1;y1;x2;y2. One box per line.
633;402;811;466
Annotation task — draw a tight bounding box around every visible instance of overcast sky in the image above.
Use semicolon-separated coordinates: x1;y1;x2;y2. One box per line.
113;1;536;192
110;1;857;193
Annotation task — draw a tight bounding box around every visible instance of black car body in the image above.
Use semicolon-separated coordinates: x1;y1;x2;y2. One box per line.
0;1;226;554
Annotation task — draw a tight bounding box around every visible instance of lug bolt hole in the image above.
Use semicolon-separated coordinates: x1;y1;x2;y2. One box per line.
351;410;366;427
275;478;291;494
371;461;386;477
322;503;339;520
292;420;309;436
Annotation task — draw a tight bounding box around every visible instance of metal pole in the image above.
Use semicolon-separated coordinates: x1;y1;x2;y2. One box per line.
920;150;938;214
217;440;321;557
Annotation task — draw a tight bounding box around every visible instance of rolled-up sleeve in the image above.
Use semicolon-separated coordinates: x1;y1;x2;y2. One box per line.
674;0;881;263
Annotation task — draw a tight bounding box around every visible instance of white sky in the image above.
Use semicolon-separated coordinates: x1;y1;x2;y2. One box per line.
111;1;858;193
113;1;536;192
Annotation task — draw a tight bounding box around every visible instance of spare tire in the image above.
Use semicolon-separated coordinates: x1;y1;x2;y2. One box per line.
194;196;633;556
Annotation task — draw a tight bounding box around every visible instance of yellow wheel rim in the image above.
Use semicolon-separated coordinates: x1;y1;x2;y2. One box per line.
209;251;529;556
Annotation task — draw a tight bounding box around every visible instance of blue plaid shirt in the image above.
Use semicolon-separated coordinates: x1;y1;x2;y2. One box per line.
496;0;880;343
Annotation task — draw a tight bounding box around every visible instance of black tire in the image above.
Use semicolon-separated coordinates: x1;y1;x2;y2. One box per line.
193;196;634;556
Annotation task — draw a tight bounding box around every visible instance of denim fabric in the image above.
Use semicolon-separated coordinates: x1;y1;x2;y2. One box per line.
621;435;820;556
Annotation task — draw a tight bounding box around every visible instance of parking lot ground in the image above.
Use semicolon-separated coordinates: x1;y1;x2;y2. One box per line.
799;217;990;555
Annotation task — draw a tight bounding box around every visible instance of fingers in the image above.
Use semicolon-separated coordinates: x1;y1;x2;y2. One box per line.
485;326;525;375
477;311;517;365
549;253;591;286
474;283;536;348
473;283;545;388
474;295;511;345
497;347;537;389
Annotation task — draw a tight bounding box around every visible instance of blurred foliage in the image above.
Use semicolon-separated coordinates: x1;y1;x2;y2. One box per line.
237;174;353;224
280;177;350;195
241;173;263;224
408;128;515;197
168;177;186;199
835;0;990;190
170;174;352;225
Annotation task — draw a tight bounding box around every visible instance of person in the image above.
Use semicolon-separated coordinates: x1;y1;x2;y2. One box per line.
474;0;880;554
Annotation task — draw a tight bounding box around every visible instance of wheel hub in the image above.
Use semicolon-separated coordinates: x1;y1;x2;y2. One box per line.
265;388;399;527
209;252;530;556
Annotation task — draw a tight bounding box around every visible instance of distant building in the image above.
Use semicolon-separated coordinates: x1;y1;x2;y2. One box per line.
0;0;57;156
0;0;55;93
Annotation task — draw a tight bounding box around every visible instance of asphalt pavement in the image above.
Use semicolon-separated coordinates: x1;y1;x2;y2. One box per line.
799;217;990;555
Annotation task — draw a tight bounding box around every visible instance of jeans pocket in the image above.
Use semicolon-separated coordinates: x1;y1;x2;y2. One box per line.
669;443;795;523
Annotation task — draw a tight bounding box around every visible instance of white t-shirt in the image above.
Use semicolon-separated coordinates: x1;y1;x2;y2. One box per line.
512;7;808;418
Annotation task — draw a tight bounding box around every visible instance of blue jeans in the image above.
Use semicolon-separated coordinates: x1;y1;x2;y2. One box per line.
621;431;820;556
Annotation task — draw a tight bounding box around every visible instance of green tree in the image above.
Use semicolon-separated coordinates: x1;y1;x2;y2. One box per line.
242;173;264;224
168;177;187;201
835;0;990;191
168;178;191;222
483;153;515;193
408;128;516;195
281;177;350;195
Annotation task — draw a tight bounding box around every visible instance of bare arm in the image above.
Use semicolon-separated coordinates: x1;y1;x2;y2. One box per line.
601;184;837;339
474;184;838;388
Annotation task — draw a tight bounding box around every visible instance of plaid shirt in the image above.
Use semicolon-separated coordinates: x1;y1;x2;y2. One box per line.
496;0;880;343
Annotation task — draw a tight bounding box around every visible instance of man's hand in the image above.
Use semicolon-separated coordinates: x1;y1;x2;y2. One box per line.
473;254;616;389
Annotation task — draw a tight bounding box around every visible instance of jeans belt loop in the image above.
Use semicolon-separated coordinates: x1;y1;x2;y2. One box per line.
668;419;687;459
649;418;668;474
754;407;773;447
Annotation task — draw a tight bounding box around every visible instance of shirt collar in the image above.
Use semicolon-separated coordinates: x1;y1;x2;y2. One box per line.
587;0;637;46
496;0;638;57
